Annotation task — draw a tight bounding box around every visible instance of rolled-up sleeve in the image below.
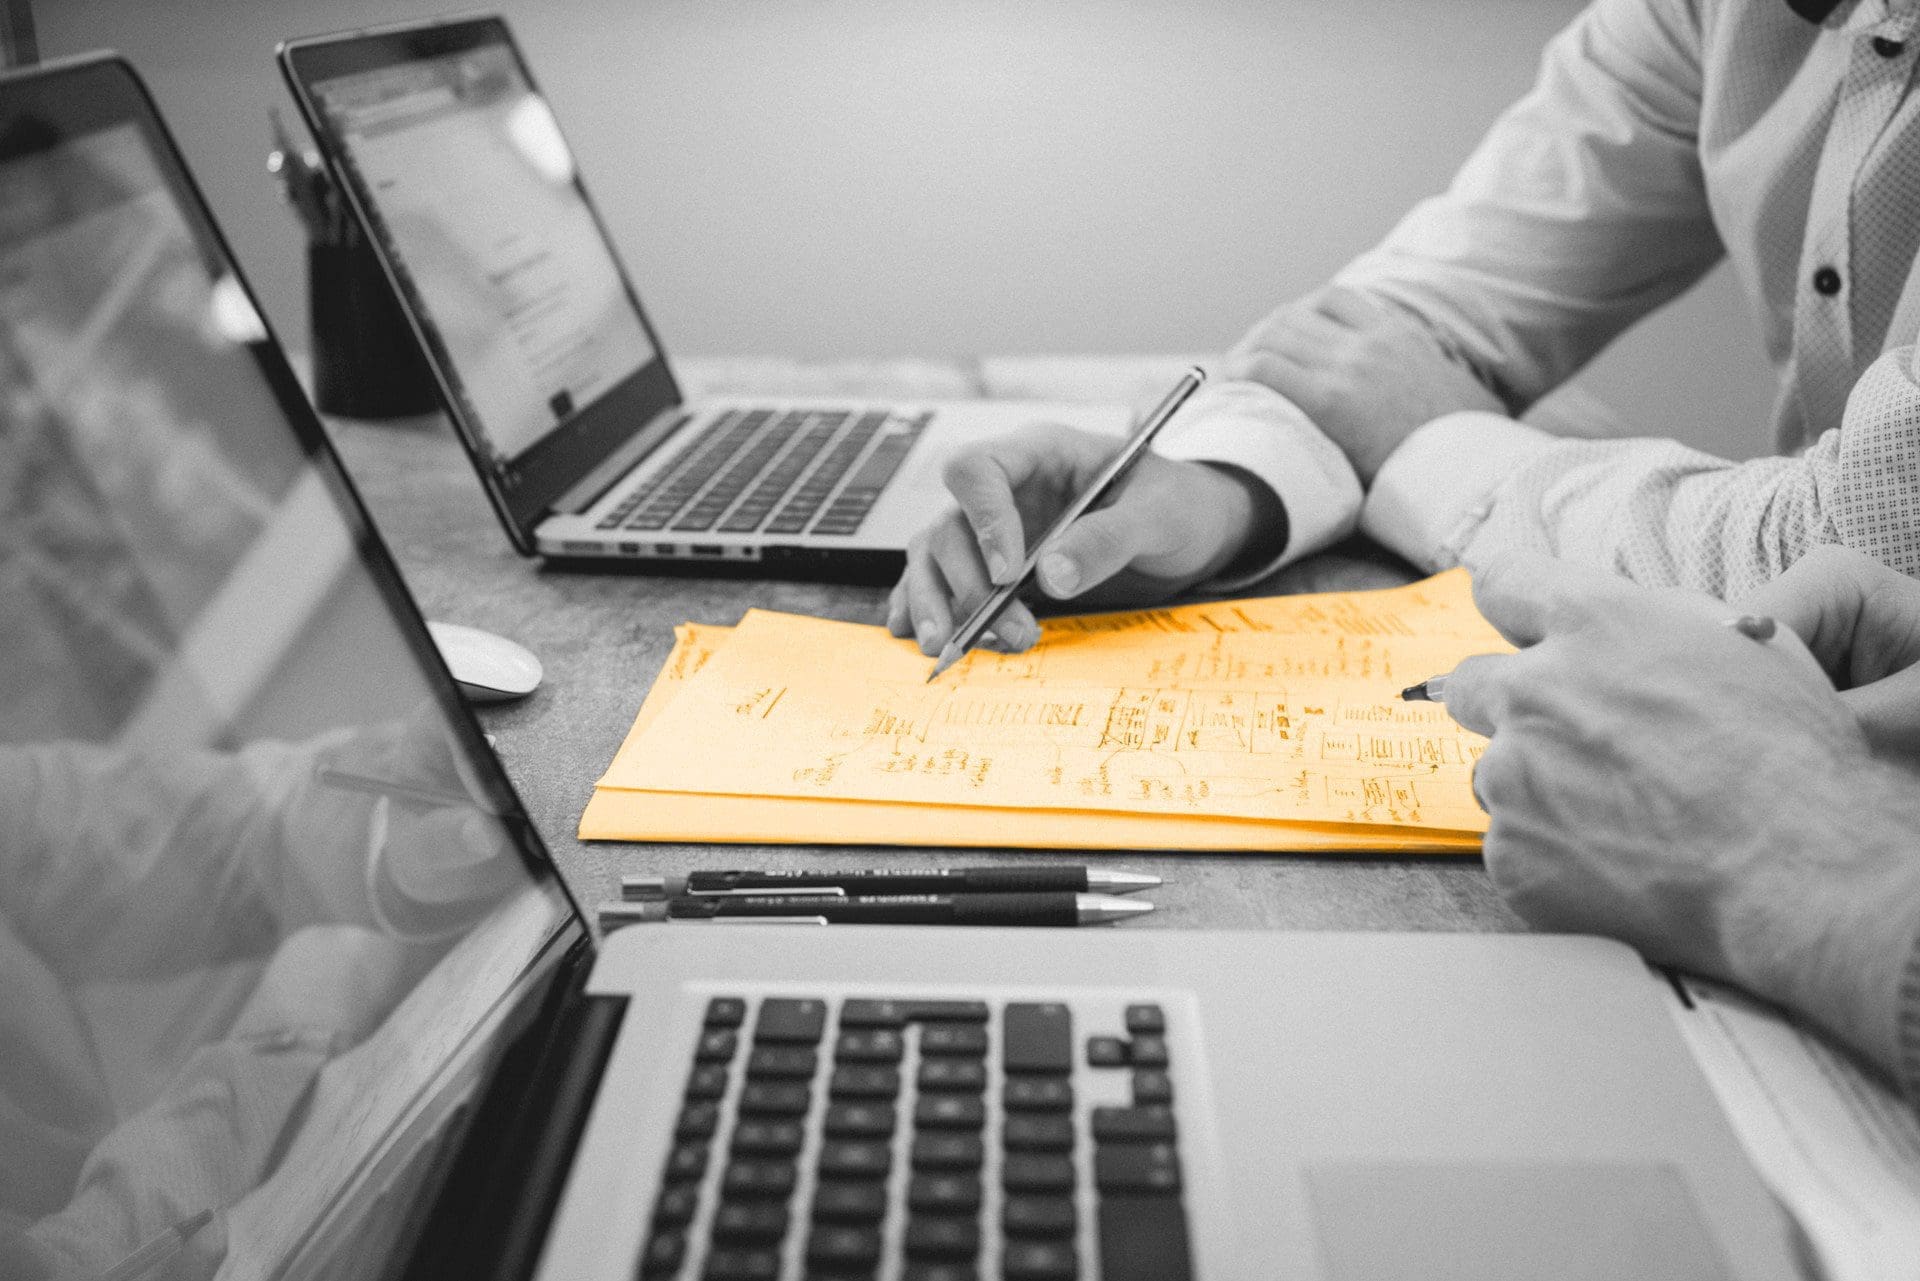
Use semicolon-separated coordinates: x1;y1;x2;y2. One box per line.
1361;344;1920;596
1335;0;1722;411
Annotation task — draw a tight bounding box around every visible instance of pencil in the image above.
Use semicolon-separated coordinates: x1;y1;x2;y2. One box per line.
927;367;1206;682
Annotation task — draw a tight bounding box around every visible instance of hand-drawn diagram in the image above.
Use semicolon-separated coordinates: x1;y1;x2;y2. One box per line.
605;573;1505;833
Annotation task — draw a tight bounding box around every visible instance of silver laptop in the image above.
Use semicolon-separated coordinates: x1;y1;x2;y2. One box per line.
2;55;1800;1281
278;15;1129;577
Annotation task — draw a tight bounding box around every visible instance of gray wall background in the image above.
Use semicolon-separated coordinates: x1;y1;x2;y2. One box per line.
47;0;1780;459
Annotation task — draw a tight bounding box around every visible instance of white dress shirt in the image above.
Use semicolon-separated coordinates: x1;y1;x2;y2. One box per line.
1157;0;1920;597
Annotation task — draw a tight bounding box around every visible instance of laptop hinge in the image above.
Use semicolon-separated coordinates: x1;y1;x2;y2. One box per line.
402;939;627;1281
548;409;691;517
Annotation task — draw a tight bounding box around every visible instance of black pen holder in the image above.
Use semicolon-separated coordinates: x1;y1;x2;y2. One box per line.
308;238;440;420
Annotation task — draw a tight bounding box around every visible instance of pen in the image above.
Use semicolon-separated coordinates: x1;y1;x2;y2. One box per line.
100;1209;214;1281
599;892;1154;928
316;765;497;814
927;367;1207;682
624;866;1161;899
1399;613;1782;704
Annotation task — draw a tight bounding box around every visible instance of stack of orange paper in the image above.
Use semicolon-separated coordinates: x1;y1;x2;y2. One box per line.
580;570;1508;853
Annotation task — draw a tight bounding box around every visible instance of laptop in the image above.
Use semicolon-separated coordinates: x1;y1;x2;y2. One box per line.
0;54;1803;1281
275;15;1130;577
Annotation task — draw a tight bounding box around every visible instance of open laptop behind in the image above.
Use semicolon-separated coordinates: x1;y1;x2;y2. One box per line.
277;15;1130;578
1;55;1802;1281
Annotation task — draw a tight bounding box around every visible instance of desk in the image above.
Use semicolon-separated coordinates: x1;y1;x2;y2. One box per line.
324;356;1523;934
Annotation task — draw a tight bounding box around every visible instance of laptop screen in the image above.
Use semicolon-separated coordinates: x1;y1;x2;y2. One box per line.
0;60;575;1281
304;35;659;474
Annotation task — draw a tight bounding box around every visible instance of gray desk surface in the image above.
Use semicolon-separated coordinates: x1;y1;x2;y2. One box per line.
325;356;1522;935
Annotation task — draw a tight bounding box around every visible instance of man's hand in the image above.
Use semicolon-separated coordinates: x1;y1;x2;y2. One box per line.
886;425;1283;656
1224;285;1506;482
1443;551;1920;1080
1737;544;1920;760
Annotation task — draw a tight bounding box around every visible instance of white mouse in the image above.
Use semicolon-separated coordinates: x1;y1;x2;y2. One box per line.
427;621;543;703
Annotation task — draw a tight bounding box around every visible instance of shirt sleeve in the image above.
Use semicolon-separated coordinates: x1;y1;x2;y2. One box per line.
1152;379;1363;589
1333;0;1722;411
1360;344;1920;597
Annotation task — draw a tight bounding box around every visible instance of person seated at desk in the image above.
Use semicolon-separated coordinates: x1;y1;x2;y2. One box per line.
1443;543;1920;1104
889;0;1920;653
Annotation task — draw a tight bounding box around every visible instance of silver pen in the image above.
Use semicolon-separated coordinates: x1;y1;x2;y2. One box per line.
927;367;1207;682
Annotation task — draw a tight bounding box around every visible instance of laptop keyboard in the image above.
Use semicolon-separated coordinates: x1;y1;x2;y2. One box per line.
638;994;1194;1281
595;408;931;539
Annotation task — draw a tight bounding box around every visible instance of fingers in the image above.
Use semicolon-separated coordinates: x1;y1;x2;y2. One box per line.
1311;284;1387;329
1464;550;1622;648
942;449;1029;585
1035;503;1159;600
1840;664;1920;758
1735;545;1874;679
1434;652;1520;738
896;514;1042;656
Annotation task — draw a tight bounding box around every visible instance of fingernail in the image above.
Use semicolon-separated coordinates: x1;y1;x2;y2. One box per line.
1039;553;1078;596
987;550;1012;583
980;629;1003;650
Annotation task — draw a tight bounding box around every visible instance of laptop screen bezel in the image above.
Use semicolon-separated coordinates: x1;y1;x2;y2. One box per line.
278;15;684;554
0;48;600;1273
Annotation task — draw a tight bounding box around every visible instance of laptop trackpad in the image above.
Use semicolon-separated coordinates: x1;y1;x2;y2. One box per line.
1306;1162;1732;1281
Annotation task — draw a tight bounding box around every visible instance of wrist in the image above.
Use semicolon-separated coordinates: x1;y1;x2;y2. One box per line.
1721;757;1920;1079
1194;462;1288;583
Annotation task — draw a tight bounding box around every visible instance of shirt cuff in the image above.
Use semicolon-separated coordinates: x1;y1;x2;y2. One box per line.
1153;379;1363;590
1359;410;1557;572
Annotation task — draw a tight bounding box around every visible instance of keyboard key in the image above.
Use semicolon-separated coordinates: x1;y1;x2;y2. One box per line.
696;1029;739;1062
839;998;908;1028
1124;1003;1165;1035
1129;1035;1170;1067
746;1045;817;1079
914;1095;986;1130
1086;1036;1128;1068
1002;1004;1072;1074
917;1059;986;1093
907;1173;983;1214
654;1183;699;1227
702;1249;779;1281
722;1160;798;1200
817;1140;893;1180
836;1028;905;1063
706;997;748;1027
1092;1106;1176;1143
686;1064;730;1100
806;1225;882;1271
904;1265;977;1281
665;1144;708;1183
920;1025;988;1057
1132;1070;1174;1106
1002;1077;1072;1112
1001;1115;1074;1152
730;1120;805;1157
1097;1195;1194;1281
830;1065;901;1099
912;1133;985;1170
1094;1142;1182;1194
739;1081;811;1116
639;1231;685;1276
755;998;827;1043
1002;1239;1077;1280
712;1201;789;1246
905;1215;981;1259
812;1179;888;1224
1003;1196;1076;1239
824;1102;897;1139
676;1102;720;1141
1001;1154;1074;1195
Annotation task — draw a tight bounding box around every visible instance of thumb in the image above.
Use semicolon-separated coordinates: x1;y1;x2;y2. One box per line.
1433;651;1523;738
1840;663;1920;758
1036;507;1151;599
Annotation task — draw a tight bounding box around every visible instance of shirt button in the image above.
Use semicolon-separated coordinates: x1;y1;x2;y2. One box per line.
1872;36;1905;58
1812;265;1842;296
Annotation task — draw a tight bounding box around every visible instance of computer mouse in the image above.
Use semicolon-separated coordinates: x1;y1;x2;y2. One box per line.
427;621;543;703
